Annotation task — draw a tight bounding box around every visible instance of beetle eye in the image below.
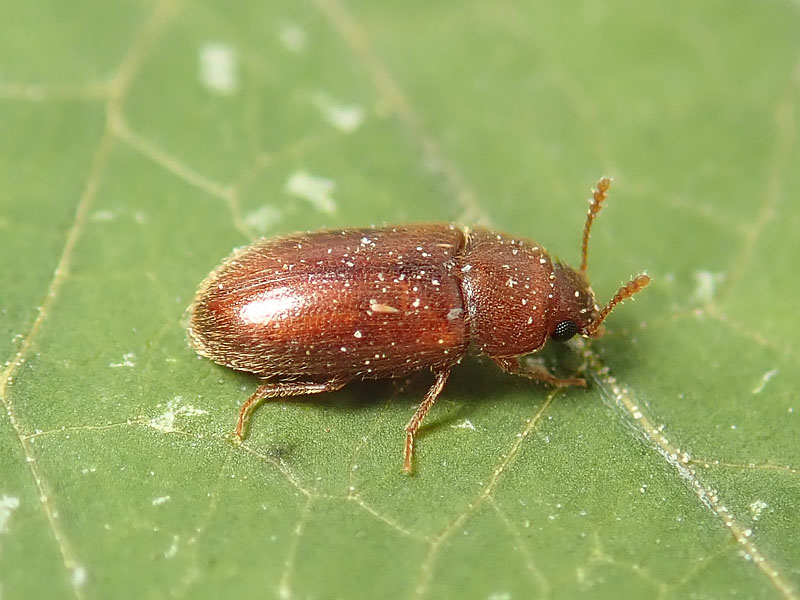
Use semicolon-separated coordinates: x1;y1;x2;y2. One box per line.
552;320;579;342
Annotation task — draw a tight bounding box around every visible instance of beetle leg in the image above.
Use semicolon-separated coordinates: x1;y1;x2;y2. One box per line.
403;369;450;474
492;356;586;387
236;380;347;439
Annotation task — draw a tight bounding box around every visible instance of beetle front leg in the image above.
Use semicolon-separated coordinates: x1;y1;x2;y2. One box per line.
403;368;450;474
236;379;347;439
491;356;586;387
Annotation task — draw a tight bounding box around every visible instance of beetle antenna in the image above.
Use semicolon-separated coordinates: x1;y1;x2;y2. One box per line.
580;177;612;274
585;274;651;337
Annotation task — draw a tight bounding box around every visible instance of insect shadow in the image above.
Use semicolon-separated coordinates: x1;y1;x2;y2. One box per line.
222;327;643;464
232;342;585;439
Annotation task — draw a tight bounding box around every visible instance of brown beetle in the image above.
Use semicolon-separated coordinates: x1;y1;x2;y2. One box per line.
187;177;649;472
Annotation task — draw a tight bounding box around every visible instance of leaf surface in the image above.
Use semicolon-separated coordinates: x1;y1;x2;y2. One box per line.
1;1;799;599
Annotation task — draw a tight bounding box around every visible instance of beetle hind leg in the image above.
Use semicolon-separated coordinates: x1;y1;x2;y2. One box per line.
403;369;450;474
236;379;346;439
492;356;586;387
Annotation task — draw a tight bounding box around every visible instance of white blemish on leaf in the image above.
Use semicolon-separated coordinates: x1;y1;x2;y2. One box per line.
109;352;136;368
750;500;767;521
152;495;171;506
751;369;778;394
244;205;282;234
691;270;725;304
452;419;476;431
0;495;20;533
90;210;115;222
285;170;337;214
198;42;239;96
71;566;88;587
165;535;180;558
312;93;365;133
278;22;307;51
150;396;209;433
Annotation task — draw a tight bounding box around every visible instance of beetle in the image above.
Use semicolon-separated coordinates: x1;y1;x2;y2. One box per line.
187;177;650;472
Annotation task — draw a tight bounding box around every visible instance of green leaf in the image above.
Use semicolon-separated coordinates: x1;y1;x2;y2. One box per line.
2;1;799;599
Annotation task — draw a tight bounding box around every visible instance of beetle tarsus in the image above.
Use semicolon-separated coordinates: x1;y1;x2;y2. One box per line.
403;432;414;474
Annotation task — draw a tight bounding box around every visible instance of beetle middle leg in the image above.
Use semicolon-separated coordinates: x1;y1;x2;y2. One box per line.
403;368;450;474
236;379;347;439
491;356;586;387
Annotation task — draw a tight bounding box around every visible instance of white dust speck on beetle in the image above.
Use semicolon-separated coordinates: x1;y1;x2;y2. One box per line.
284;170;337;214
312;93;365;133
198;41;239;96
150;396;209;433
0;495;20;533
751;369;778;394
447;308;463;321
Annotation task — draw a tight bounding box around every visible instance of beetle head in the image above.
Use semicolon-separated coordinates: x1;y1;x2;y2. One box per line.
548;177;650;343
550;261;599;341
